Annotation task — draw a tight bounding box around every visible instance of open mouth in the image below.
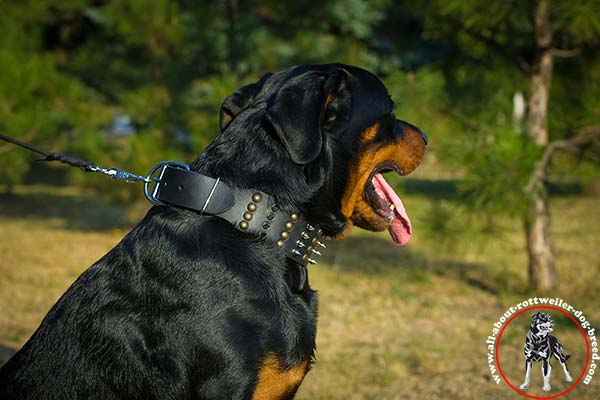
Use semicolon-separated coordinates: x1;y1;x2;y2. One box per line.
363;162;412;246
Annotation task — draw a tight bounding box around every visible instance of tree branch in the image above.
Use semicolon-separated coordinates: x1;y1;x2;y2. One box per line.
524;125;600;193
443;17;531;75
552;48;581;58
466;26;531;74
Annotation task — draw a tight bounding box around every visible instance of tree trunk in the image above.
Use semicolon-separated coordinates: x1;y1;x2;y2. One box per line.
525;0;556;290
527;53;553;146
524;188;556;291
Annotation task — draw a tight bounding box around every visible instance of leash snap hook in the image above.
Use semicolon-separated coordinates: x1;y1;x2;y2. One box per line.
144;161;191;205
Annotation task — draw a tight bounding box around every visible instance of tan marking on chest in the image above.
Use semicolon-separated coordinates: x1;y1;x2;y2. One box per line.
252;354;308;400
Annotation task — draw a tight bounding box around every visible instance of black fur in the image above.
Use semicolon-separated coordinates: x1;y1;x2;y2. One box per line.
0;64;418;399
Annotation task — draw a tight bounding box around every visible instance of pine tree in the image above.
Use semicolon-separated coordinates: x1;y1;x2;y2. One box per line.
397;0;600;290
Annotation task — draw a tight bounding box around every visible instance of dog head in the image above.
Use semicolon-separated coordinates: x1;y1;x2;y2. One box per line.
194;64;426;245
531;312;554;336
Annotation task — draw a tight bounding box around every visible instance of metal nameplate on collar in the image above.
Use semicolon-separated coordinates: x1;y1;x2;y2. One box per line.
148;164;235;214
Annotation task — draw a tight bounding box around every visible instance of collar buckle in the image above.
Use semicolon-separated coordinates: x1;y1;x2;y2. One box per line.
144;161;191;205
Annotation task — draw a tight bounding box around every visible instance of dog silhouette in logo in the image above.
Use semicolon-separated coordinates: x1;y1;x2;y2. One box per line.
519;312;573;391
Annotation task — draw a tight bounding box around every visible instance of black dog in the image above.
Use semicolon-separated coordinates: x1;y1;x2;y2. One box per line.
0;63;426;399
519;312;573;391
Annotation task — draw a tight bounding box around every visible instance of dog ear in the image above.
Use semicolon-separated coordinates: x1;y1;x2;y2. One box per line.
265;68;351;164
220;73;273;131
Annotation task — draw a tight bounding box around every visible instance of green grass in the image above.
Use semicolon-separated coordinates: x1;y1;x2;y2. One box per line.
0;182;599;399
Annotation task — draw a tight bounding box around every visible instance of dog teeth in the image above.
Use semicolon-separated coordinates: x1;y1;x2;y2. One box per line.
390;204;395;210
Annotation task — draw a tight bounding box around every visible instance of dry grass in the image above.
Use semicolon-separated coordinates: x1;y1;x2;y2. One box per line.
0;183;599;399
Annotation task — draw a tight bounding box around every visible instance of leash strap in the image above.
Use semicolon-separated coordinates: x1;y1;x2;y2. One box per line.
0;133;149;183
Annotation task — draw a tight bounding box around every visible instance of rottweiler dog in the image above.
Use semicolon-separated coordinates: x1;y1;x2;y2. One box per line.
0;63;426;399
519;312;573;391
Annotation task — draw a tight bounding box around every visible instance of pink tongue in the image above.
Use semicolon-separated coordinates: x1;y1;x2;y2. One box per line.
372;173;412;246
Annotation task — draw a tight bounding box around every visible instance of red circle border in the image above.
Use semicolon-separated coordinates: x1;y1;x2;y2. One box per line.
494;305;591;399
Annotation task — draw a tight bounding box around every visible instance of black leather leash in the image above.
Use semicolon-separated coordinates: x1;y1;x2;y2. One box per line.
1;134;326;291
0;133;150;182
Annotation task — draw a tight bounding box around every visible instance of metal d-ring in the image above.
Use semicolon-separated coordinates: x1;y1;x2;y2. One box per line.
144;161;190;205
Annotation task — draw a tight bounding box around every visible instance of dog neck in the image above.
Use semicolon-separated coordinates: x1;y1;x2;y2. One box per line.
147;163;327;269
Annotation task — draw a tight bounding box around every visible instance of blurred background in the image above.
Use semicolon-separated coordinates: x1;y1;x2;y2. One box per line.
1;0;599;398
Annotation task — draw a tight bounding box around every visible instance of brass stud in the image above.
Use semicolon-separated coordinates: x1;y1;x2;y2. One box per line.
290;213;299;222
252;193;262;203
247;203;257;212
239;221;249;230
243;212;253;221
302;255;308;262
285;222;294;230
281;231;289;240
307;246;314;254
318;229;323;236
312;237;317;244
277;240;285;248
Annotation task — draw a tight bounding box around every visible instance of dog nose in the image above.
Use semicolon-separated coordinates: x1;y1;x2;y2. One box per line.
394;119;428;145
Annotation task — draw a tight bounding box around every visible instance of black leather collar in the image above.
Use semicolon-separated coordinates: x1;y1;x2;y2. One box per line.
146;163;327;271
